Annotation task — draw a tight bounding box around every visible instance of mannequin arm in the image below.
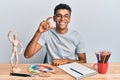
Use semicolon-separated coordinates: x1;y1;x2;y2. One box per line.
18;42;24;54
8;31;12;42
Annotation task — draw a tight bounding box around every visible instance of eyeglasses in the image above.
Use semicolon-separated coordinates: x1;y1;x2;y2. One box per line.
55;14;70;19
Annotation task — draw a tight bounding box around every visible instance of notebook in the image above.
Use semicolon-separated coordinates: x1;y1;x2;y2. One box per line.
58;62;98;80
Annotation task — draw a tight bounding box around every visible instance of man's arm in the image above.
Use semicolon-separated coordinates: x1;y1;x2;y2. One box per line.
24;31;42;58
77;53;86;63
52;53;86;66
24;17;54;58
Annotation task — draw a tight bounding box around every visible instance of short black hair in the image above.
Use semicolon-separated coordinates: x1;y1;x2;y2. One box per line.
54;3;72;15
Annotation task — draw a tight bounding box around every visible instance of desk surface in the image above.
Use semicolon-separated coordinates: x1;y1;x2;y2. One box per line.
0;63;120;80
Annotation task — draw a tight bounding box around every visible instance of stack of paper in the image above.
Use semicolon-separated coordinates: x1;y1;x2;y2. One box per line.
58;62;98;80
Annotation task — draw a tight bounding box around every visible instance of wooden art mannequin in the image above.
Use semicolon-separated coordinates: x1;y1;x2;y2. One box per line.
8;31;23;72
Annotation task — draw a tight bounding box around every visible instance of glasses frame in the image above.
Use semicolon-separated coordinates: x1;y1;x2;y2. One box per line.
54;14;71;19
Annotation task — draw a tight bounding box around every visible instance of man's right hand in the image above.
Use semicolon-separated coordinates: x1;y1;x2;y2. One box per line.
38;17;54;33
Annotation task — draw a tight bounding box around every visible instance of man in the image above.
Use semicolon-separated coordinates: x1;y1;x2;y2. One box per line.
24;3;86;66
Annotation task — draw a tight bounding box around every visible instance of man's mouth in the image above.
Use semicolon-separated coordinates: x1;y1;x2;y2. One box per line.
59;22;65;25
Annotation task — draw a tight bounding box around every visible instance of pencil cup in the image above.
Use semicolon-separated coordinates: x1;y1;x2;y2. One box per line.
93;62;108;74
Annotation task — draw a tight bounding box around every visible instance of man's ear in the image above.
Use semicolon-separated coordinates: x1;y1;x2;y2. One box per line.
53;16;55;21
68;16;71;23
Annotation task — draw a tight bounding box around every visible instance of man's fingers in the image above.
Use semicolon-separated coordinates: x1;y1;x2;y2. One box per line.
52;59;62;66
46;17;53;22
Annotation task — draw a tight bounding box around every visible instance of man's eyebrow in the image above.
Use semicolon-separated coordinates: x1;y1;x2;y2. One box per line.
55;14;70;15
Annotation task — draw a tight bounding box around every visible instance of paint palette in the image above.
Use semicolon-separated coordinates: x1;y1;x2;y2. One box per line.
28;64;54;73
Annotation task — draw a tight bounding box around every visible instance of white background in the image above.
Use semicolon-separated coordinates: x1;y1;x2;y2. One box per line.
0;0;120;64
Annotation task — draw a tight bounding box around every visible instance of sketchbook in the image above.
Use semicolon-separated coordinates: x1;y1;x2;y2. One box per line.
58;62;98;80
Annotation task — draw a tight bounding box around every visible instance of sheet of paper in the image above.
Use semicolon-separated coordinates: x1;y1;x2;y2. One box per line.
58;62;98;80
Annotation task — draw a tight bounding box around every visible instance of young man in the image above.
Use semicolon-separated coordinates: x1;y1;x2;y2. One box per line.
24;3;86;66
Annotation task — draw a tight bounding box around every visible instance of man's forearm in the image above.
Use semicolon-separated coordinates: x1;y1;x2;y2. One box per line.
67;58;86;63
24;30;42;58
52;58;86;66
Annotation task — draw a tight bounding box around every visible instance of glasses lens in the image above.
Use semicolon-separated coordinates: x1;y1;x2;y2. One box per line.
55;14;70;19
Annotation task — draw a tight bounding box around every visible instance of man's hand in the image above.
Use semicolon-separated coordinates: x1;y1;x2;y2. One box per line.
38;17;54;33
52;59;70;66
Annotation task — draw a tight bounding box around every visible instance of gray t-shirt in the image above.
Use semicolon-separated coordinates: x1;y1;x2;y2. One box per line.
38;27;86;63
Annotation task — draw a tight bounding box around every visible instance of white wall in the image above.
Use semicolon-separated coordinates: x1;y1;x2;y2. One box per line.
0;0;120;64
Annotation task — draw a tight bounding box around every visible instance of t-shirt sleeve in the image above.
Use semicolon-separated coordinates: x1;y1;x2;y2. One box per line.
76;34;86;54
38;32;46;46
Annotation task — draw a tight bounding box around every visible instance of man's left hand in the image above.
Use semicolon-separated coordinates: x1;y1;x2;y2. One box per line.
52;59;70;66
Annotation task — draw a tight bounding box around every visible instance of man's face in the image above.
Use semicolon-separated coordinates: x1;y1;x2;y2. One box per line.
54;9;71;30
